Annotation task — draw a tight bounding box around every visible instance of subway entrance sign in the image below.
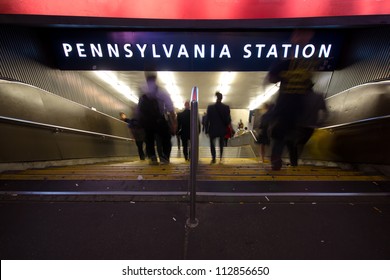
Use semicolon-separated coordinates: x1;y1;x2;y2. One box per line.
50;30;343;71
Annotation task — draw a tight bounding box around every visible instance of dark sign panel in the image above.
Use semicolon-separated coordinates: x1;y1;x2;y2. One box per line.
50;30;343;71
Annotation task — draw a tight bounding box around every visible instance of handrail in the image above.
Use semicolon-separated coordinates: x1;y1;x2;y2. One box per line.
318;115;390;130
249;129;258;142
0;115;133;142
187;86;199;228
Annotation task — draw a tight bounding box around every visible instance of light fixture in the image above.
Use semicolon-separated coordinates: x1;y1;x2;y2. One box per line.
249;82;280;110
158;71;184;110
217;71;236;95
94;71;139;104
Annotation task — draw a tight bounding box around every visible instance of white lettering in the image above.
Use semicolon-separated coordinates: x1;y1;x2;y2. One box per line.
59;42;335;64
194;44;205;58
107;44;119;57
319;44;332;58
90;44;103;57
255;44;266;58
76;43;87;57
282;44;291;58
219;44;231;58
243;44;251;58
124;44;133;58
62;43;72;57
136;44;147;58
266;44;278;58
294;45;300;58
152;44;161;58
302;44;315;58
177;44;189;58
162;44;174;58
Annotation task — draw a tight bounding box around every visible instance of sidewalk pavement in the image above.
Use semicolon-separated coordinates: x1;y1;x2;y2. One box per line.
1;200;390;260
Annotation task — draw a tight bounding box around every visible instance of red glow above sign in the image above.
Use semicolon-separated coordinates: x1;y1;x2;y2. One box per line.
1;0;389;19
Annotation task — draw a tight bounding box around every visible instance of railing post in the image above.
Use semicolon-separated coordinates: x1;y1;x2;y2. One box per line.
186;86;199;228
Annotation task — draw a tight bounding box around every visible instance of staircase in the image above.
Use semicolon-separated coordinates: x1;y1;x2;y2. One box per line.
171;145;256;159
0;149;388;202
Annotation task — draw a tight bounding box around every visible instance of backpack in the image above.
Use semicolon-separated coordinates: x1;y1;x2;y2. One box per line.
138;94;163;128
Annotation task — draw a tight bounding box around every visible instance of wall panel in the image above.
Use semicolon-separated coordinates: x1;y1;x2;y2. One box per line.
0;25;131;118
327;27;390;97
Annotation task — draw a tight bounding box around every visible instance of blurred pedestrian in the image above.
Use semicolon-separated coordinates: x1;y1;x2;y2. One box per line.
129;119;147;161
265;29;318;170
201;112;207;133
237;119;244;130
224;123;233;147
205;91;231;164
256;103;274;163
137;71;177;165
285;90;328;166
176;132;181;151
177;101;191;161
119;112;146;160
119;112;129;123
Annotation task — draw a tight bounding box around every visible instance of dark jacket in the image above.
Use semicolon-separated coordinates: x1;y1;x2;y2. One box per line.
177;108;191;139
127;118;145;142
296;90;328;128
206;101;231;138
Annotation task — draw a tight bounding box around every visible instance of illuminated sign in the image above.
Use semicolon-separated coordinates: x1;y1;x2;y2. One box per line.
50;30;343;71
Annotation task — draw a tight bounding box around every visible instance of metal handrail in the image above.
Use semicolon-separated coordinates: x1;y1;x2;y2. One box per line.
318;115;390;130
249;129;258;142
187;86;199;228
0;115;133;141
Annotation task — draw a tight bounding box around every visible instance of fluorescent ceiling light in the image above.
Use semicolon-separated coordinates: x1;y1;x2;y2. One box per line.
249;83;280;110
158;71;184;110
94;71;139;104
217;72;236;95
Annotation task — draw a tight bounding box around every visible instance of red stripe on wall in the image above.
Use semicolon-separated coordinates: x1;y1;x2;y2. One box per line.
1;0;389;20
